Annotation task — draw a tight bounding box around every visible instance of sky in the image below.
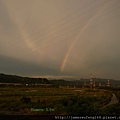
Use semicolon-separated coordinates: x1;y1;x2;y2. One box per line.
0;0;120;80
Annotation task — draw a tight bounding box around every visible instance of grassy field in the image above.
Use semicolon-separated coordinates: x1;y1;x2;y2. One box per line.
0;86;119;115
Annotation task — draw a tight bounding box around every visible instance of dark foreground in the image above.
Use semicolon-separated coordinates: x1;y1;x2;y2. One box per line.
0;86;120;116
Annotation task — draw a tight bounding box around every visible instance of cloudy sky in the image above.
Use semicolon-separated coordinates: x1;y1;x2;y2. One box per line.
0;0;120;80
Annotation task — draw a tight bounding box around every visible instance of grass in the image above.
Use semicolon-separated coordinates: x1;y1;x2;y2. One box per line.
0;86;116;115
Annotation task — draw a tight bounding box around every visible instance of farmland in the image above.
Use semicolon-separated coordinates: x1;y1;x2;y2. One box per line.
0;85;119;115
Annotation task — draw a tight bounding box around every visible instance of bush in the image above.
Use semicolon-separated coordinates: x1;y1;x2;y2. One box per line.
21;97;31;104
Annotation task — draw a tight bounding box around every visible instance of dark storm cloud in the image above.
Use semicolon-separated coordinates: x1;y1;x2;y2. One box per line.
0;55;60;76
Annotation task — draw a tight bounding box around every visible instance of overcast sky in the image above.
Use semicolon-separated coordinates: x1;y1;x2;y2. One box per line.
0;0;120;80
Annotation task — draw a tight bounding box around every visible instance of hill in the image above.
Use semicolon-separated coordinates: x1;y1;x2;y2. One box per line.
79;78;120;87
50;78;120;87
0;73;120;87
0;73;51;84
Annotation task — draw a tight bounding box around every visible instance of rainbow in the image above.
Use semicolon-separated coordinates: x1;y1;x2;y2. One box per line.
60;0;112;72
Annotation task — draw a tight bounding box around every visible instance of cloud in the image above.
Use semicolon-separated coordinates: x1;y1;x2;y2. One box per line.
0;55;61;76
0;0;120;80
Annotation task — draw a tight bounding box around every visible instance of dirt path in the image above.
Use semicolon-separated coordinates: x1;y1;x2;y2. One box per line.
102;93;119;108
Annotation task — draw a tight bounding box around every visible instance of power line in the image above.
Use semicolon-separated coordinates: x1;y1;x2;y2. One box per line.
4;0;96;53
3;0;120;58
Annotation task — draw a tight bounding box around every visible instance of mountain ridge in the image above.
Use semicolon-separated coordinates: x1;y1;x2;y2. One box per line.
0;73;120;87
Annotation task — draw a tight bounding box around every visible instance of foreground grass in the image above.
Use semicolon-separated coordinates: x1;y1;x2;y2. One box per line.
0;86;117;115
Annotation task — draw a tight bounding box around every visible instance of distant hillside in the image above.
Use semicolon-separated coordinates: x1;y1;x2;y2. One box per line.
0;73;51;84
0;73;120;87
50;78;120;87
50;79;83;86
79;78;120;87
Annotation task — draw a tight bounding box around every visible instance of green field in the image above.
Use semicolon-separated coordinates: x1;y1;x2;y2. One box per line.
0;86;119;115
